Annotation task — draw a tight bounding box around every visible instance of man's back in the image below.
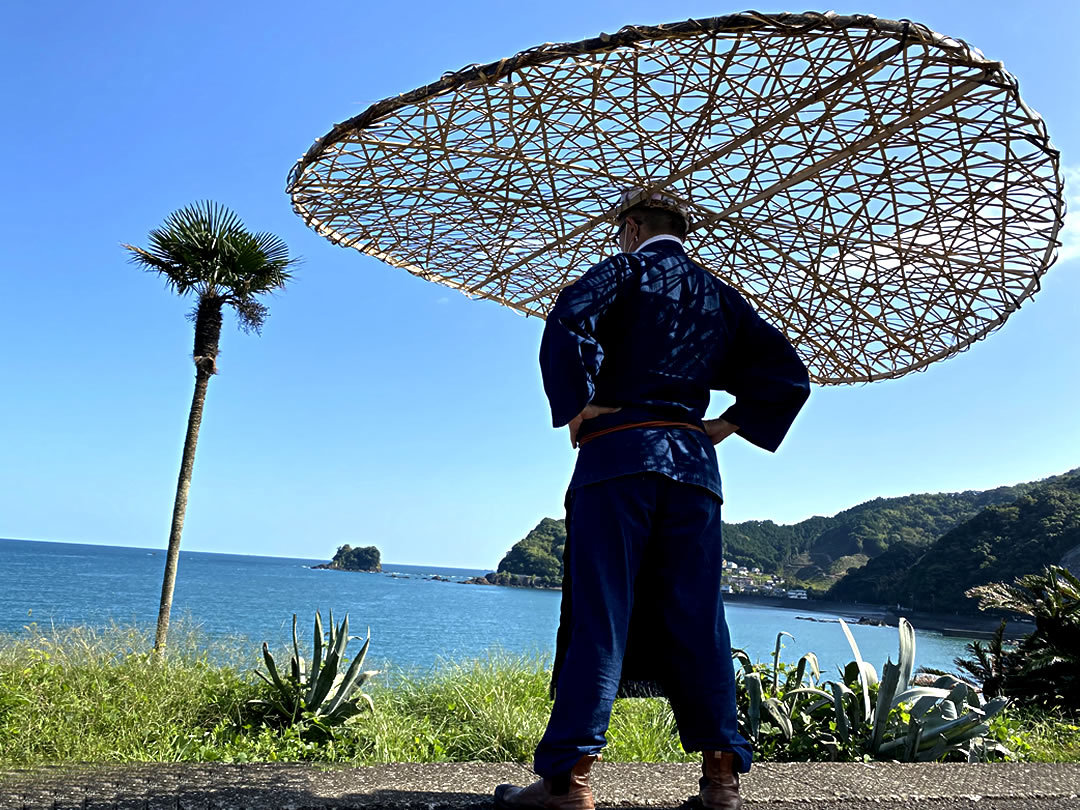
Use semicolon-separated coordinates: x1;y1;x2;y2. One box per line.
540;236;810;501
500;202;811;809
590;239;754;424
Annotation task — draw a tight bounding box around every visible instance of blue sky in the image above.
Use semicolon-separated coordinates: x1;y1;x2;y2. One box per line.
0;0;1076;569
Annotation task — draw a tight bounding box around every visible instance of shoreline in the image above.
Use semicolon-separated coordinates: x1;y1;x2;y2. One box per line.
466;577;1032;639
720;592;1032;638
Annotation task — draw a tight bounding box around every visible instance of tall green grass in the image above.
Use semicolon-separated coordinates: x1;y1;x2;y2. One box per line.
0;623;255;765
0;624;1074;767
990;707;1080;763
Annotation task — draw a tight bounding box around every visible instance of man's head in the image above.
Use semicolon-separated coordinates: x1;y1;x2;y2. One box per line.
613;188;690;253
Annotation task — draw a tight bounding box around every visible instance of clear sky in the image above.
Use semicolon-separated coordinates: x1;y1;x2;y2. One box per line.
1;0;1076;569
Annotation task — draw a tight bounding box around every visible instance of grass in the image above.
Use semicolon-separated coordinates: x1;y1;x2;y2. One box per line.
0;623;254;766
0;623;1075;768
990;706;1080;763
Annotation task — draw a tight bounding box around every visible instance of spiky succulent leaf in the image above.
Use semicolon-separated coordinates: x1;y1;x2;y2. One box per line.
928;675;959;692
310;615;350;709
731;648;753;677
839;618;874;722
324;630;373;717
897;618;916;689
893;686;953;708
744;672;763;741
871;660;901;755
982;697;1009;719
327;701;367;723
307;611;325;705
772;632;794;694
783;686;835;705
880;711;983;752
829;681;852;743
902;719;924;761
947;682;976;717
909;693;942;720
915;733;951;762
261;642;298;710
788;652;821;691
291;614;304;683
762;697;793;740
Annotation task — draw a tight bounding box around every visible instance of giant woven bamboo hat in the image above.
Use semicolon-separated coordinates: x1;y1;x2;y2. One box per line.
287;11;1065;384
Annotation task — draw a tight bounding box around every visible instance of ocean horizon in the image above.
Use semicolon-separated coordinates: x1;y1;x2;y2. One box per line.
1;537;977;676
0;535;491;572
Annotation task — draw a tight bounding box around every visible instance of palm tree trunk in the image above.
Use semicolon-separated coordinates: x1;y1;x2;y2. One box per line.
154;296;223;655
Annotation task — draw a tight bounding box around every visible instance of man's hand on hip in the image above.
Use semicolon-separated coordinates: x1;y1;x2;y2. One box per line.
569;404;622;448
704;418;739;445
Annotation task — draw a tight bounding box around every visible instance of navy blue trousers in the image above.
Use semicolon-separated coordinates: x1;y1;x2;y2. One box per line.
533;473;752;777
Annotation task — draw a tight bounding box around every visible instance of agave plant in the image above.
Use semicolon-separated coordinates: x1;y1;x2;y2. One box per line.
733;631;820;746
254;610;377;734
733;619;1010;762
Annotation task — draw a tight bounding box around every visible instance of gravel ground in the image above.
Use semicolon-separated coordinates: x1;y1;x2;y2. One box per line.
1;761;1078;809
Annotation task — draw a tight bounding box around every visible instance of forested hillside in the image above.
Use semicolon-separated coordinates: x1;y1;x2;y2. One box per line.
494;517;565;588
700;483;1035;582
495;469;1080;612
830;470;1080;612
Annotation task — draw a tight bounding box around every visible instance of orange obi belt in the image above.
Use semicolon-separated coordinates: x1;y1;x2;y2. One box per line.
577;420;706;447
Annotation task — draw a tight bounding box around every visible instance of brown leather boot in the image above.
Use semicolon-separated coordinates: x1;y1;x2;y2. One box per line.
494;754;597;810
699;750;743;810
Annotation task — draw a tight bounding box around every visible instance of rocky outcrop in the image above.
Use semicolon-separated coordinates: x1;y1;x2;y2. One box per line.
313;544;382;573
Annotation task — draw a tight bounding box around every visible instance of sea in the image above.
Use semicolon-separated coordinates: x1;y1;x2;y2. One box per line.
0;538;977;677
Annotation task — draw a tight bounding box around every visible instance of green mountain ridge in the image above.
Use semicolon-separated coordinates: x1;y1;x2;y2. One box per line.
831;470;1080;612
495;468;1080;612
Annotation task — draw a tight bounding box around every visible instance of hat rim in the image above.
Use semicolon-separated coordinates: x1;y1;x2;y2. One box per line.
613;187;691;223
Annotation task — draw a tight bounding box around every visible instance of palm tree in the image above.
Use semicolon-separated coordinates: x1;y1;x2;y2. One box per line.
952;619;1011;699
124;201;298;654
966;566;1080;709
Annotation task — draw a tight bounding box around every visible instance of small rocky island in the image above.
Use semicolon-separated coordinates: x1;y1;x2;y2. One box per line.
313;544;382;573
476;517;565;589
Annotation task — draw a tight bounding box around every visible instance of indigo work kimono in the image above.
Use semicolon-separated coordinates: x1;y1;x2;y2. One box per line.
539;236;810;697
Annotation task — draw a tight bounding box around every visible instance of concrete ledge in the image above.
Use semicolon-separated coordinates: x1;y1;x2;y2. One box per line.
1;761;1078;809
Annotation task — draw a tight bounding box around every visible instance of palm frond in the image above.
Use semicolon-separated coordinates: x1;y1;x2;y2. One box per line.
954;638;991;679
121;243;196;295
989;620;1007;663
167;200;244;238
250;231;297;272
966;581;1038;617
974;566;1080;709
219;231;297;297
126;201;298;327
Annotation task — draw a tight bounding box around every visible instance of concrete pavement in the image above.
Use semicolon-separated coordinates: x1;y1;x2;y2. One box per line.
2;761;1078;809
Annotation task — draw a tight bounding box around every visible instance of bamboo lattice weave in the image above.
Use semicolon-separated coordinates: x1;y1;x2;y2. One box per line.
287;11;1065;384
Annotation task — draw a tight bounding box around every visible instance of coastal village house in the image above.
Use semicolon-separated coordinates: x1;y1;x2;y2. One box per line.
721;558;803;598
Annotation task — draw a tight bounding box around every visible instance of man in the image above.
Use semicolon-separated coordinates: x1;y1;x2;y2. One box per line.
494;189;810;810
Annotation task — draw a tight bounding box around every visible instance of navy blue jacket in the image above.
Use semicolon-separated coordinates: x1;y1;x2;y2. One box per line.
539;238;810;501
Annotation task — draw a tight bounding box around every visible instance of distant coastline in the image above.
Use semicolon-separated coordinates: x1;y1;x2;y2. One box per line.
457;571;1030;638
719;591;1032;638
